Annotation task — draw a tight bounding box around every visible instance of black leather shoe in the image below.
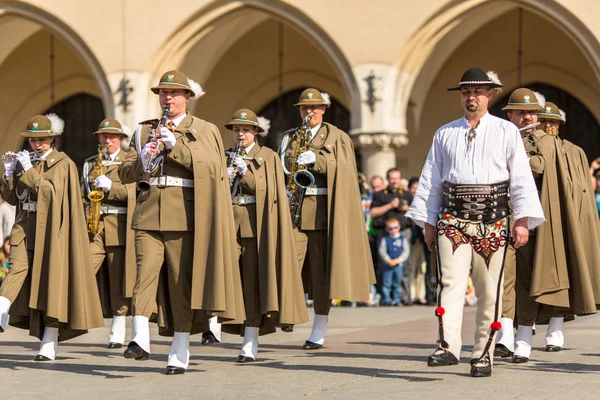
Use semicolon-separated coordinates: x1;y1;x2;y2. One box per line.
166;366;186;375
34;354;52;362
108;342;123;349
427;350;458;367
200;332;219;345
236;355;256;363
280;324;294;333
123;341;150;361
302;341;323;350
512;355;529;363
470;356;492;377
545;345;562;352
494;343;514;358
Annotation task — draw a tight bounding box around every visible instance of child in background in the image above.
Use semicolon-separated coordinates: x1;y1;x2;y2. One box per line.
378;217;410;306
0;239;9;285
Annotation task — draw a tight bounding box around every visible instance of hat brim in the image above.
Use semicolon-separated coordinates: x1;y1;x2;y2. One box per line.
151;83;195;97
447;83;503;91
20;131;59;138
93;128;128;136
293;99;330;108
501;104;542;111
537;114;565;123
224;120;264;133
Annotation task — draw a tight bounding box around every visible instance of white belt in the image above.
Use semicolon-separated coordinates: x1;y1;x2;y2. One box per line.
101;205;127;215
21;201;37;212
232;195;256;205
305;188;328;196
148;176;194;188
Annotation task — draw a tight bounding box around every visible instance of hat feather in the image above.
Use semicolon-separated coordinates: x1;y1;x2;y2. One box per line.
321;92;331;106
46;113;64;135
257;116;270;137
187;79;206;100
120;125;132;149
559;109;567;123
532;91;546;109
486;71;502;86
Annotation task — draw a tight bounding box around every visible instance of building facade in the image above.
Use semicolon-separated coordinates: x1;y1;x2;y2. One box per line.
1;0;599;177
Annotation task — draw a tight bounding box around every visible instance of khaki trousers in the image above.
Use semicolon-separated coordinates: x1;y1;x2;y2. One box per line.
238;237;261;327
514;237;538;326
436;217;508;361
90;229;131;316
132;230;194;332
501;243;516;319
294;228;330;315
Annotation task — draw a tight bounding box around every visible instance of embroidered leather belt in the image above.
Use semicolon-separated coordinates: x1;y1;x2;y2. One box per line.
148;176;194;188
232;195;256;205
305;187;328;196
442;181;510;222
101;205;127;215
21;201;37;212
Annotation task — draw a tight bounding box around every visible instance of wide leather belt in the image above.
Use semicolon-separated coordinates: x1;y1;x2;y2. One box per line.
442;181;510;222
148;176;194;188
21;201;37;212
305;187;328;196
101;205;127;215
232;195;256;205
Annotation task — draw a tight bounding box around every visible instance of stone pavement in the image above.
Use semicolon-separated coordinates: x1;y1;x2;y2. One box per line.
1;305;600;399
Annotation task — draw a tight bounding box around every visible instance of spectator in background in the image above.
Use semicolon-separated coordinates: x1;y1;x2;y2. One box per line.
0;188;15;242
0;239;9;285
378;217;410;306
591;157;600;216
370;175;386;194
371;168;413;304
406;177;427;305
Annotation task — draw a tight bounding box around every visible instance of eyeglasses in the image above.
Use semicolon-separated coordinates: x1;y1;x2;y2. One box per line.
386;225;400;231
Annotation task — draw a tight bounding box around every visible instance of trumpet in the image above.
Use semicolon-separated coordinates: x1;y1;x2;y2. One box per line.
2;151;35;161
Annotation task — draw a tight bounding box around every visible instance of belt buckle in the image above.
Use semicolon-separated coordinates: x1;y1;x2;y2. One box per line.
238;195;246;205
157;175;167;188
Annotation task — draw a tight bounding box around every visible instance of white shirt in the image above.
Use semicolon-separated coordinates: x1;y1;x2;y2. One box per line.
242;142;255;155
106;148;121;161
310;124;321;141
168;113;186;129
406;112;545;230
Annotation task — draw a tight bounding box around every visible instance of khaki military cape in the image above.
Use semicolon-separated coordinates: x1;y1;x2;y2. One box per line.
8;150;104;340
552;138;600;315
222;146;309;336
123;114;245;336
528;130;570;308
303;123;375;301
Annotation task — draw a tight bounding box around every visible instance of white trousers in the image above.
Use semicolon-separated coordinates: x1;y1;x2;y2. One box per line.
436;216;508;361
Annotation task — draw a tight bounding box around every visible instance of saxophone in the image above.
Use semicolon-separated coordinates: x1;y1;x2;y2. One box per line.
87;144;107;234
287;114;315;228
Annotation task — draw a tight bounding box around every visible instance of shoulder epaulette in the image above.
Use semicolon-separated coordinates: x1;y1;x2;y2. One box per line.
138;118;159;126
84;154;97;163
283;127;298;136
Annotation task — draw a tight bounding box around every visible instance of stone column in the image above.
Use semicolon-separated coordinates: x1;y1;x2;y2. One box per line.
350;64;409;179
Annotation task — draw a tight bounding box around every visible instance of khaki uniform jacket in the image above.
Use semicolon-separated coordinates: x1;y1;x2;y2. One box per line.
82;150;137;297
1;149;104;341
118;113;245;332
222;144;309;335
282;123;376;301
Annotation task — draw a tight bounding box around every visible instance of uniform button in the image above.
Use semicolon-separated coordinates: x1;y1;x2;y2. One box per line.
173;154;178;159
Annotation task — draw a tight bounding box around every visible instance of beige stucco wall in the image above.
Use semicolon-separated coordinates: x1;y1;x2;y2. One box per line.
1;0;600;177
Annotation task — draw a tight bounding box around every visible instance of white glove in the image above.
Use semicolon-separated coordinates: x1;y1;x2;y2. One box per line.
159;127;177;150
16;151;33;172
141;142;155;167
3;153;17;178
233;156;248;176
227;167;236;178
94;175;112;192
297;151;316;166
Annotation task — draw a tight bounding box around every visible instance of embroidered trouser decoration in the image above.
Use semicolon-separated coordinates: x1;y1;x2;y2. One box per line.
434;214;509;361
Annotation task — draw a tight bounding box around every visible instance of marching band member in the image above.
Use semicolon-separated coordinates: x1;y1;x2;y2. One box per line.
118;70;244;375
406;68;544;377
82;118;137;349
279;89;375;350
220;109;308;362
0;114;104;361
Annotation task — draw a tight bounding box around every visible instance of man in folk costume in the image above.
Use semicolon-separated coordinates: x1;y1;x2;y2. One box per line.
406;68;544;377
279;88;375;349
0;114;104;361
82;118;137;349
534;100;600;352
118;70;244;375
501;89;571;363
216;109;308;362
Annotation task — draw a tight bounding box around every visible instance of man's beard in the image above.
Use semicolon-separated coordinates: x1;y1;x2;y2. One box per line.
466;102;478;112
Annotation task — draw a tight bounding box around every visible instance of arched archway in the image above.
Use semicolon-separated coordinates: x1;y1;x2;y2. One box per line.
395;0;600;176
145;0;359;133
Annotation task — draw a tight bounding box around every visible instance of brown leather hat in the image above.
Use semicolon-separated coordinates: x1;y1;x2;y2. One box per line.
224;109;270;137
293;88;331;108
20;114;64;138
501;88;543;111
538;102;565;123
